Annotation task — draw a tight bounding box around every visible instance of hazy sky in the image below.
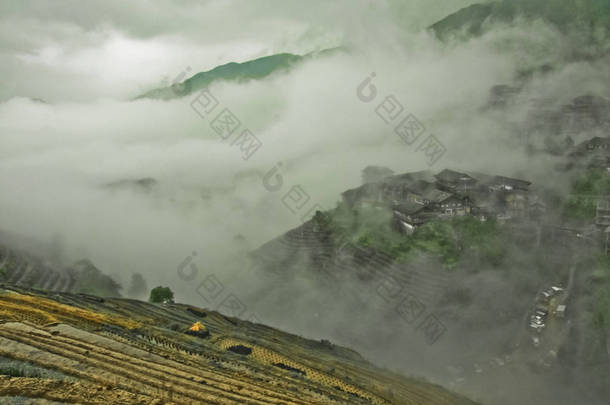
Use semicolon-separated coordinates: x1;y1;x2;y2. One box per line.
0;0;477;102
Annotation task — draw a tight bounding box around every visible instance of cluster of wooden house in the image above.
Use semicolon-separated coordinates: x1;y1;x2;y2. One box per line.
342;169;540;233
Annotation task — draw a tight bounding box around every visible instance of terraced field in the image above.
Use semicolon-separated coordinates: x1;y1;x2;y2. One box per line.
0;245;76;293
251;219;451;307
0;286;479;404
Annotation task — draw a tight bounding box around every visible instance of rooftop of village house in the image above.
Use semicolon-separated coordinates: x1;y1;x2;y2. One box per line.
342;169;532;203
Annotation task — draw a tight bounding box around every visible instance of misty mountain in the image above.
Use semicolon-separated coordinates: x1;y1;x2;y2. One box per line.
0;242;122;297
136;48;339;100
487;89;610;155
430;0;610;51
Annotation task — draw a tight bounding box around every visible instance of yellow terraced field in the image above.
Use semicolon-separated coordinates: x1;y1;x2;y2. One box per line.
0;286;479;405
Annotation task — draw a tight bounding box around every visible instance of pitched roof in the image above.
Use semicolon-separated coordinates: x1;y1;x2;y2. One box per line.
404;179;435;194
490;175;531;188
393;201;426;215
435;169;477;183
422;188;453;203
468;171;531;189
385;170;435;184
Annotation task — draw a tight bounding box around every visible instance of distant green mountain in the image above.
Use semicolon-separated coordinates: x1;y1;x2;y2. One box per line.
429;3;495;40
430;0;610;46
137;48;339;100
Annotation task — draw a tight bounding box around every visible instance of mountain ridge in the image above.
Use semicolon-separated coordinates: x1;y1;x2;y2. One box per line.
136;47;343;100
429;0;610;49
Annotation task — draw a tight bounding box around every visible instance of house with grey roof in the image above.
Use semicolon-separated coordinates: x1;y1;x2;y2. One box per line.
434;169;478;193
344;168;534;229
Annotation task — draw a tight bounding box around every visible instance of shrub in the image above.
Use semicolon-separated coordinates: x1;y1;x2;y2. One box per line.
127;273;148;299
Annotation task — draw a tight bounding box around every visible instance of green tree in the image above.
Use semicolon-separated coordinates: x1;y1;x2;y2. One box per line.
149;286;174;304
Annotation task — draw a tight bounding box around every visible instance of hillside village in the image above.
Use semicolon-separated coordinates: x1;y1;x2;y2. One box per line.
341;133;610;246
342;168;538;235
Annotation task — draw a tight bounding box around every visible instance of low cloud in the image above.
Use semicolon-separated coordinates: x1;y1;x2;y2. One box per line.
0;2;608;404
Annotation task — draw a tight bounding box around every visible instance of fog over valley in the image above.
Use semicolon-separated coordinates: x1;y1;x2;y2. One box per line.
0;1;609;404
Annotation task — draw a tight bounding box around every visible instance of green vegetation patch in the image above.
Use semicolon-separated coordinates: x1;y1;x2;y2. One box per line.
328;204;506;269
592;255;610;333
562;169;610;221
